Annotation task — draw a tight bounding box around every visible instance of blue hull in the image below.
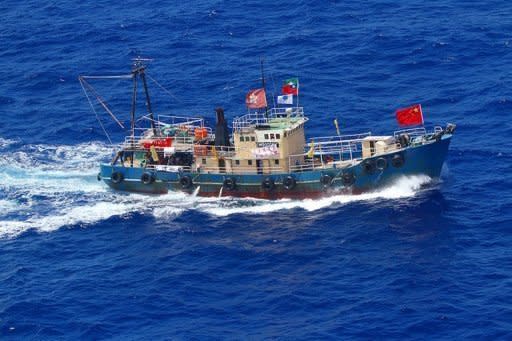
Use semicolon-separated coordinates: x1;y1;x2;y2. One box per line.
99;135;452;199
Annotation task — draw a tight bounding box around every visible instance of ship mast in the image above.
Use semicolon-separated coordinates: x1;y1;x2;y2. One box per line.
129;68;138;143
131;58;157;137
140;67;157;136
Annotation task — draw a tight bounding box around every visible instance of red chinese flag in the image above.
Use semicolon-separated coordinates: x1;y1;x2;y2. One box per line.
395;104;424;126
245;88;267;109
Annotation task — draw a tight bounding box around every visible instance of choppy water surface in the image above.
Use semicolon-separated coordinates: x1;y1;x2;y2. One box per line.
1;0;511;338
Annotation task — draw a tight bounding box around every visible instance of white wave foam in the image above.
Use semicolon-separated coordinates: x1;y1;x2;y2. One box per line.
0;137;19;149
0;193;187;238
0;140;123;238
0;141;115;171
152;206;185;218
0;199;19;215
0;175;432;238
0;201;132;237
202;175;432;216
0;139;433;239
0;140;116;192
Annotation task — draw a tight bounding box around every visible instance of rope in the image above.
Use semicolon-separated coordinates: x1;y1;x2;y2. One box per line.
146;73;181;102
79;78;125;129
79;78;113;145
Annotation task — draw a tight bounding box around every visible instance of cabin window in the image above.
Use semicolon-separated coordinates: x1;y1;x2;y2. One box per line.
251;136;255;142
274;159;280;165
276;133;281;139
235;160;240;165
202;158;206;164
264;134;269;139
245;136;250;142
270;133;275;139
239;136;244;142
248;160;253;166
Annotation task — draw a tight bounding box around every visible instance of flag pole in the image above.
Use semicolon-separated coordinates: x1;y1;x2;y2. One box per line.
270;72;277;109
334;117;342;161
296;76;300;110
260;56;268;119
420;104;425;127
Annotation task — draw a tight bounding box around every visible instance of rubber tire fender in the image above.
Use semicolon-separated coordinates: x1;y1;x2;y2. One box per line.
111;171;124;184
141;172;155;185
283;175;297;190
320;174;333;187
262;177;275;191
223;177;237;191
179;175;193;189
399;134;410;147
391;154;405;168
342;172;355;186
361;159;376;174
376;157;388;171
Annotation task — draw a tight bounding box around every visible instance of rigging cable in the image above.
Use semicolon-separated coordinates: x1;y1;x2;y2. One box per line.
79;77;125;129
79;77;113;145
146;73;181;103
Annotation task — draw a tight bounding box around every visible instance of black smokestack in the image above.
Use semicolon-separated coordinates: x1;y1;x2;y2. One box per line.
214;107;230;146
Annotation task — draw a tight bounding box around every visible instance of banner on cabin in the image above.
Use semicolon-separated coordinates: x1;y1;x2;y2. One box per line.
251;144;279;158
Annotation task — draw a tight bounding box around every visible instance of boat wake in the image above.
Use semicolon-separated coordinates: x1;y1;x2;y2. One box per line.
203;175;432;216
0;139;433;238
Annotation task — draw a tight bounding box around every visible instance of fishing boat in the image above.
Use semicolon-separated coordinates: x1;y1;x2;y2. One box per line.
80;59;455;199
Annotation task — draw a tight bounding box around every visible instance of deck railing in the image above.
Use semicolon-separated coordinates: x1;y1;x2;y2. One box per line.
136;113;206;128
155;114;205;127
232;107;307;132
288;159;358;173
200;166;285;174
122;135;196;152
306;133;371;154
150;164;192;173
193;145;237;158
393;126;443;137
300;133;371;158
132;114;213;141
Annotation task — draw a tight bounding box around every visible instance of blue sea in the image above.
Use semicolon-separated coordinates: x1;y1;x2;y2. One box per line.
1;0;512;339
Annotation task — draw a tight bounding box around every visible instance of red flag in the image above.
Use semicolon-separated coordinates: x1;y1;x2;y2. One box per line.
395;104;424;126
281;78;299;95
245;88;267;109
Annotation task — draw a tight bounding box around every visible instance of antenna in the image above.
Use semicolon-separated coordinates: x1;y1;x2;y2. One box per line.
131;57;153;73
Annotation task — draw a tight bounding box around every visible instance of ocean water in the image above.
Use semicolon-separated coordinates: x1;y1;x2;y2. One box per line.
1;0;512;339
